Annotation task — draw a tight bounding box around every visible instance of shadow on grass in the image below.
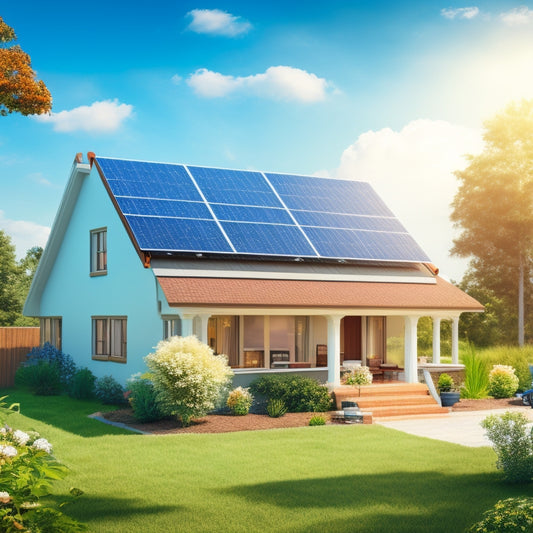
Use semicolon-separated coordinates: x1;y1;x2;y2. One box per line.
1;387;133;437
220;470;526;532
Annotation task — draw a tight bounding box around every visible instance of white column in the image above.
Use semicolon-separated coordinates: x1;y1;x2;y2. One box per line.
451;316;460;364
432;317;441;364
404;315;419;383
326;315;344;387
197;314;211;345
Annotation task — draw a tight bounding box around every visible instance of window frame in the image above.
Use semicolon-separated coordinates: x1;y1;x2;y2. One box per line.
39;317;62;350
90;227;107;276
92;316;127;363
162;316;181;339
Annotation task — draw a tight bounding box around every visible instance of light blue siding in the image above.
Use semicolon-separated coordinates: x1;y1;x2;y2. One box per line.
39;167;162;384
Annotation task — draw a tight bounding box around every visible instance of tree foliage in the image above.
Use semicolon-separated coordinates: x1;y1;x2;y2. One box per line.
0;16;51;116
451;99;533;344
0;230;42;326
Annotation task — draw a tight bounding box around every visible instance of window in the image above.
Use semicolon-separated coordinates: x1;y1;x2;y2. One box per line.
92;317;127;362
40;317;62;349
163;316;181;339
90;228;107;275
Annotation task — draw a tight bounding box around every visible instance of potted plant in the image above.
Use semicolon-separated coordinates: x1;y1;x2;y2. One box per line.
438;373;460;407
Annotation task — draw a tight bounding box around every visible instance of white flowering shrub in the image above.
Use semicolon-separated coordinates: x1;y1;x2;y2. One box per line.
226;387;253;415
344;366;373;386
145;336;234;426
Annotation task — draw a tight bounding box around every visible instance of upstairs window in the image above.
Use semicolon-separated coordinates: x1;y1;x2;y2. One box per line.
90;228;107;275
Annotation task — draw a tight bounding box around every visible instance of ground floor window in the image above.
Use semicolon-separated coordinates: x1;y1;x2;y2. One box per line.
92;316;127;363
40;317;62;349
163;316;182;339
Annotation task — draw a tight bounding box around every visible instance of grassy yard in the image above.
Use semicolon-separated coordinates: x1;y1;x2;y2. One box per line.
1;388;530;532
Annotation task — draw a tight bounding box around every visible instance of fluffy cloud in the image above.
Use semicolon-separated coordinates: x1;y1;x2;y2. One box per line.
500;6;533;25
187;66;330;102
0;211;50;259
187;9;252;36
34;99;133;133
441;7;480;19
336;120;483;280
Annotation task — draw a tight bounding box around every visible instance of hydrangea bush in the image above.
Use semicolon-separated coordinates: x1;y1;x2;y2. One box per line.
344;366;373;386
226;387;253;416
0;396;85;532
467;497;533;532
488;365;519;398
145;336;233;427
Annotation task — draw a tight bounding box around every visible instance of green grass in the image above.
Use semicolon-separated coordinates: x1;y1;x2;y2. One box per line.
1;388;530;532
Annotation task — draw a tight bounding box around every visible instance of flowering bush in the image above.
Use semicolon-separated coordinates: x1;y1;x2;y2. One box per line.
344;366;373;386
0;396;86;531
488;365;519;398
145;336;233;427
467;497;533;532
226;387;253;416
480;411;533;483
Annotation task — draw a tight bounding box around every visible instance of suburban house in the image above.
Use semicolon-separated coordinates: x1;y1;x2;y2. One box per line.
24;153;483;389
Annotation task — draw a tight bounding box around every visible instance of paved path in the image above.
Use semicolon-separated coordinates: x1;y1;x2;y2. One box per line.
377;407;533;447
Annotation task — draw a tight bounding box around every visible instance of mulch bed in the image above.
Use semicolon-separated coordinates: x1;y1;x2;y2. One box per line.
95;397;526;435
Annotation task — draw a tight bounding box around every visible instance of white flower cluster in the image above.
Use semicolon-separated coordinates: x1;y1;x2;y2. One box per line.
0;491;10;503
0;444;18;458
12;429;30;446
32;438;52;454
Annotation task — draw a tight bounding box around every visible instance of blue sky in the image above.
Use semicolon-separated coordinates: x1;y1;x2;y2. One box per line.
2;1;533;280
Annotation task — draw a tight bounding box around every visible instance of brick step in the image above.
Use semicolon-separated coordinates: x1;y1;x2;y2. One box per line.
354;395;437;408
369;404;449;419
335;383;430;400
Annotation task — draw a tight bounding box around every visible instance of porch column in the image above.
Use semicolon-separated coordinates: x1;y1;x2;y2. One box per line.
451;316;460;364
197;313;211;345
326;315;344;387
432;317;441;364
404;315;419;383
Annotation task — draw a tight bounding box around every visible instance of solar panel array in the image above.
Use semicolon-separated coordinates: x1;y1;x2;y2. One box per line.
95;157;430;263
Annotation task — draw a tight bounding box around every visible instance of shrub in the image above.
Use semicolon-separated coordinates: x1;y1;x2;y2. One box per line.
250;375;332;413
344;366;372;386
461;345;489;399
145;336;233;426
467;497;533;532
68;368;96;400
226;387;253;416
479;346;532;392
437;373;455;392
127;376;165;423
309;414;326;426
267;399;287;418
16;361;62;396
95;375;127;405
0;396;86;532
23;342;76;386
488;365;519;398
480;411;533;483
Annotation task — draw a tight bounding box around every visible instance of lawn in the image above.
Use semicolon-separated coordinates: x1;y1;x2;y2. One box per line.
1;388;530;532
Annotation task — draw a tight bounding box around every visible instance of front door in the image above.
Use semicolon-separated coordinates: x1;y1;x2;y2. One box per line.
342;316;362;362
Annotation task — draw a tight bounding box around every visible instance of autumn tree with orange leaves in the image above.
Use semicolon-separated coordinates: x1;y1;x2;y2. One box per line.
0;16;51;116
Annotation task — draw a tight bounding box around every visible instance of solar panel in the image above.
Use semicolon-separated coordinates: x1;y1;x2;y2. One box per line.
95;157;431;263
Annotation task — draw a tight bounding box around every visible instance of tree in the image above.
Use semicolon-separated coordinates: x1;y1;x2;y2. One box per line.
0;16;51;116
451;99;533;345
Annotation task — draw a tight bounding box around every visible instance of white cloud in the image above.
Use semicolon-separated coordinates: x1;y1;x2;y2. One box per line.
441;7;480;19
500;6;533;25
187;9;252;37
187;66;330;102
0;211;50;260
171;74;182;85
34;99;133;133
336;119;483;280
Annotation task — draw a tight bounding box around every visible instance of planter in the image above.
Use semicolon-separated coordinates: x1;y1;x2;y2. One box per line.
440;391;460;407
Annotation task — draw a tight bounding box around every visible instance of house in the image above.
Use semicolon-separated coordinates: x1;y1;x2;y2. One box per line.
24;153;483;387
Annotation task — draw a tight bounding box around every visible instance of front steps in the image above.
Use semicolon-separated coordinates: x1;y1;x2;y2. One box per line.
333;382;449;421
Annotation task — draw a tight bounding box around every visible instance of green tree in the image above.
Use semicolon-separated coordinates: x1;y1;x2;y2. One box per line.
0;16;52;116
451;99;533;345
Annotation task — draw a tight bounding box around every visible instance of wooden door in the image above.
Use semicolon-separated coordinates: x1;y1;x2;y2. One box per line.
342;316;362;362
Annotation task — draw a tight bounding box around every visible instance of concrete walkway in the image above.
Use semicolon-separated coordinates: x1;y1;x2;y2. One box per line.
377;407;533;447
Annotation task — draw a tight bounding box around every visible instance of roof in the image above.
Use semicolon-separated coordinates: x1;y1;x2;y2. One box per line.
93;155;431;265
157;275;484;312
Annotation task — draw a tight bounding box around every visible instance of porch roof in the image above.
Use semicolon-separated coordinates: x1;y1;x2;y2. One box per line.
156;275;483;312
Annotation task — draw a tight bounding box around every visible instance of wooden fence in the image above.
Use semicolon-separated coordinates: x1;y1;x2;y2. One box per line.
0;327;40;388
